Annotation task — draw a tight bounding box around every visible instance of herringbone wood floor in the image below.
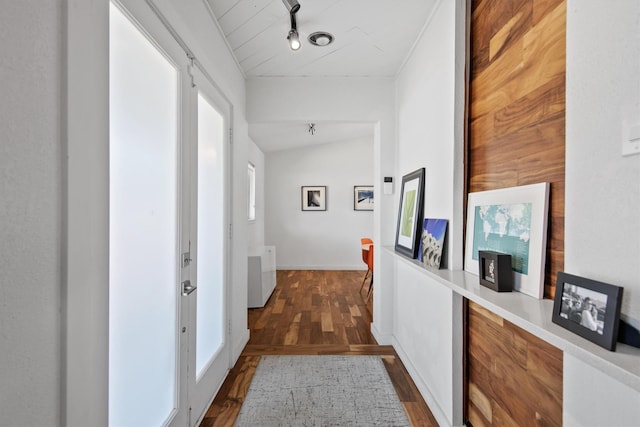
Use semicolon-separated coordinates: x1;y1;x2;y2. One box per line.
200;270;438;426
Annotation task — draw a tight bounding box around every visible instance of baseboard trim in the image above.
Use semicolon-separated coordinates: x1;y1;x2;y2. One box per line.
391;336;460;427
232;328;250;363
371;323;393;345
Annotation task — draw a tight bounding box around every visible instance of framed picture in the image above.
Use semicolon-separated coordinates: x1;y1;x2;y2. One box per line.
354;186;374;211
301;186;326;211
464;182;549;299
478;250;513;292
394;168;425;258
417;218;447;269
552;272;623;351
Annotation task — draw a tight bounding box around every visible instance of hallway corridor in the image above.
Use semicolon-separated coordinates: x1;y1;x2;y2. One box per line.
200;270;438;426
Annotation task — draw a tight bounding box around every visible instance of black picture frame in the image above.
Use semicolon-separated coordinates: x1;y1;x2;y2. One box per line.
552;272;623;351
301;186;327;211
394;168;425;258
478;250;513;292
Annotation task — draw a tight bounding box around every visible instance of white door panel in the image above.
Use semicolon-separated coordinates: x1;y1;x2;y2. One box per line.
109;2;231;426
109;2;187;426
188;67;232;425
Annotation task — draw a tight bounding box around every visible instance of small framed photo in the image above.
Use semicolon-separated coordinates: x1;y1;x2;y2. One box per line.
354;186;374;211
418;218;447;269
478;250;513;292
301;186;326;211
552;272;623;351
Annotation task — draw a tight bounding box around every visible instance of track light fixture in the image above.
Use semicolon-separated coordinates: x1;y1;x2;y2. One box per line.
282;0;300;14
288;27;300;51
282;0;301;51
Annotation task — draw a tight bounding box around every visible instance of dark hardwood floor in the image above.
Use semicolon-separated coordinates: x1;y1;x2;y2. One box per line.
200;270;438;426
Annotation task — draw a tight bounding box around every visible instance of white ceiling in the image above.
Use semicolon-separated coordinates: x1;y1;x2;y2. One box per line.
206;0;437;151
249;121;375;152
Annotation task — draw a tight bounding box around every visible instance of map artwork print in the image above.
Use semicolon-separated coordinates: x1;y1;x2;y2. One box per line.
472;203;532;274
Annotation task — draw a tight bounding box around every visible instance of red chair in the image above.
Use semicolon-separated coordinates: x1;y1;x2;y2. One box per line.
360;238;374;299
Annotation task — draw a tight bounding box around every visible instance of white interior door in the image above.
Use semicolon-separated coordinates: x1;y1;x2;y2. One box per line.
187;66;232;425
108;2;188;426
109;2;231;426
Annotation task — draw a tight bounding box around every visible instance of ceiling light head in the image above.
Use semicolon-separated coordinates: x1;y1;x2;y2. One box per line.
287;29;301;51
282;0;300;14
308;32;334;47
284;1;301;51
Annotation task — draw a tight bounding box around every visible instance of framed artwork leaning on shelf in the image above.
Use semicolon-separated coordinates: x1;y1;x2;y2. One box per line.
394;168;425;259
418;218;447;269
464;182;549;299
552;272;623;351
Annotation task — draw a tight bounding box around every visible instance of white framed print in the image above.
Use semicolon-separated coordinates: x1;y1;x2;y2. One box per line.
464;182;549;298
301;186;326;211
464;182;550;298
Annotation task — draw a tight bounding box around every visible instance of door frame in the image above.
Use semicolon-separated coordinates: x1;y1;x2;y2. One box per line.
64;0;110;424
64;0;236;425
187;63;234;425
109;0;191;424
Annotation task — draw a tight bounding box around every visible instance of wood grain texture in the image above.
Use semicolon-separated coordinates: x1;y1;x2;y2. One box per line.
467;301;563;427
468;5;566;420
201;270;438;426
468;0;566;299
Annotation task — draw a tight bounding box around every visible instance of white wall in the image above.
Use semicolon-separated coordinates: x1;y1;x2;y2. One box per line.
0;1;63;425
395;0;465;272
564;0;640;422
265;137;374;269
392;268;463;427
564;353;640;426
247;76;398;337
248;139;265;249
390;0;466;425
566;0;640;329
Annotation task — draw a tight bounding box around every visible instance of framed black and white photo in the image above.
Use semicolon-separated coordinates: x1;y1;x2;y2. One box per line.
354;186;374;211
301;186;326;211
394;168;425;258
552;272;623;351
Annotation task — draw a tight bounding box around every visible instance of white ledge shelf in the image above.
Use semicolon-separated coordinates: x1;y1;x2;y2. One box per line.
384;245;640;392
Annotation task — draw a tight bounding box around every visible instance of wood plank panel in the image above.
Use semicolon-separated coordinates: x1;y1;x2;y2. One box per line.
467;301;563;426
468;0;565;298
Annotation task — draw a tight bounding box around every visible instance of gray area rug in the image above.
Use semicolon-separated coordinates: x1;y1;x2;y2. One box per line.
234;355;411;427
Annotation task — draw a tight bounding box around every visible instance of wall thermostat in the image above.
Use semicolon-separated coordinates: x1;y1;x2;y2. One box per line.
383;177;393;195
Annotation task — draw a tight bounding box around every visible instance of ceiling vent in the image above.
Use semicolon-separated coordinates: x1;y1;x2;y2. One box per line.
308;32;334;47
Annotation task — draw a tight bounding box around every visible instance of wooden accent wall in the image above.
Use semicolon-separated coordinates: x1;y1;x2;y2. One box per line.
466;1;566;425
468;0;566;299
467;301;563;426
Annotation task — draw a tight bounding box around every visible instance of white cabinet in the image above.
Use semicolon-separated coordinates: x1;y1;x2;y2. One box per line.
247;246;276;308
